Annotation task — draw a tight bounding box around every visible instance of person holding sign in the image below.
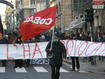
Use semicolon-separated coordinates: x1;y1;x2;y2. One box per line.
46;33;66;79
0;32;9;66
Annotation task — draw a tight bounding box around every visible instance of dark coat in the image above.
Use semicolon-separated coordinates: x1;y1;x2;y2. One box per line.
15;37;22;44
0;38;9;44
46;40;66;66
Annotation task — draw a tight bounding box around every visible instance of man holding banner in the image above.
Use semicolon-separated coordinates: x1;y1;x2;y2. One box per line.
19;5;60;79
46;33;66;79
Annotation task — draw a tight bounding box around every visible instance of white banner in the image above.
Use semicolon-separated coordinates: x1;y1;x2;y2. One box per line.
0;40;105;60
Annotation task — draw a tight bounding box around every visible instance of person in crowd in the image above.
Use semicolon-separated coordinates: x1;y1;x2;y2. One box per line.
95;30;104;62
84;31;91;41
71;57;80;71
61;33;69;40
0;32;9;67
45;32;51;41
40;35;46;42
102;32;105;42
46;33;66;79
25;37;36;67
71;33;80;71
96;33;103;42
14;36;23;68
100;32;105;62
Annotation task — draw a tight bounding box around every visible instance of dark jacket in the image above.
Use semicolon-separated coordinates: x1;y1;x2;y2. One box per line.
15;37;22;44
46;40;66;66
0;38;9;44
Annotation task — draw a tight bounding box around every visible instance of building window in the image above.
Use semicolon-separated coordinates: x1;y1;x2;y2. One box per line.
30;0;36;6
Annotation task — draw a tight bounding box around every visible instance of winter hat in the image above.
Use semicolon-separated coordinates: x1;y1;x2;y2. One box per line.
54;32;62;39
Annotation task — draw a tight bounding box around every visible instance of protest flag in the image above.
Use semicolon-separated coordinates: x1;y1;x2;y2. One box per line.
19;6;57;41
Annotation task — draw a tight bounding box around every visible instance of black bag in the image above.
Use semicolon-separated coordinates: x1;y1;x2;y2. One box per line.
47;51;53;58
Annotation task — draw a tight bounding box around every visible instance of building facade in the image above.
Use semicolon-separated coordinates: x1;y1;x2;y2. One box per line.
4;0;105;34
5;0;15;31
16;0;48;25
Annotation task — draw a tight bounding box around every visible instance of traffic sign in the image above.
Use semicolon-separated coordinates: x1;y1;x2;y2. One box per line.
93;0;104;5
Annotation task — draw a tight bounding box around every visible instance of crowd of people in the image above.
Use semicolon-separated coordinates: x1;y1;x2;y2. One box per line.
0;30;53;68
0;26;105;79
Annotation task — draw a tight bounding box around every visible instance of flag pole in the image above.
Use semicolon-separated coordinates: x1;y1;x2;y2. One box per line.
50;0;60;49
50;0;56;50
50;26;55;49
50;12;62;49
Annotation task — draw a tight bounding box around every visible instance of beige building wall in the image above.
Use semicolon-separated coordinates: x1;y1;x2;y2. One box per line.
94;9;105;31
93;4;105;32
21;0;31;18
22;0;29;6
21;0;47;18
56;0;92;33
101;10;105;28
61;0;73;27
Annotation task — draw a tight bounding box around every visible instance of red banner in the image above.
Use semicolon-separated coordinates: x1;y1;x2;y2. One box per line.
19;6;57;41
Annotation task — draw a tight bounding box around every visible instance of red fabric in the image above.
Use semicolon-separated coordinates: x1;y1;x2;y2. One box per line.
93;0;104;5
19;6;57;41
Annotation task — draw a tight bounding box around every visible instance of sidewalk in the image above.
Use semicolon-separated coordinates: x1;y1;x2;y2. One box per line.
80;60;105;74
65;58;105;74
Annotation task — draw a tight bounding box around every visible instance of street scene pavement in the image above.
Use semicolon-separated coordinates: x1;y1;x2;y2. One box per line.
1;0;105;79
80;60;105;74
0;59;105;79
65;58;105;74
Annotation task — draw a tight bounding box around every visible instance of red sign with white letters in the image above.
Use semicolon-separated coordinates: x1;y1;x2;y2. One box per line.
93;0;104;5
19;6;57;41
